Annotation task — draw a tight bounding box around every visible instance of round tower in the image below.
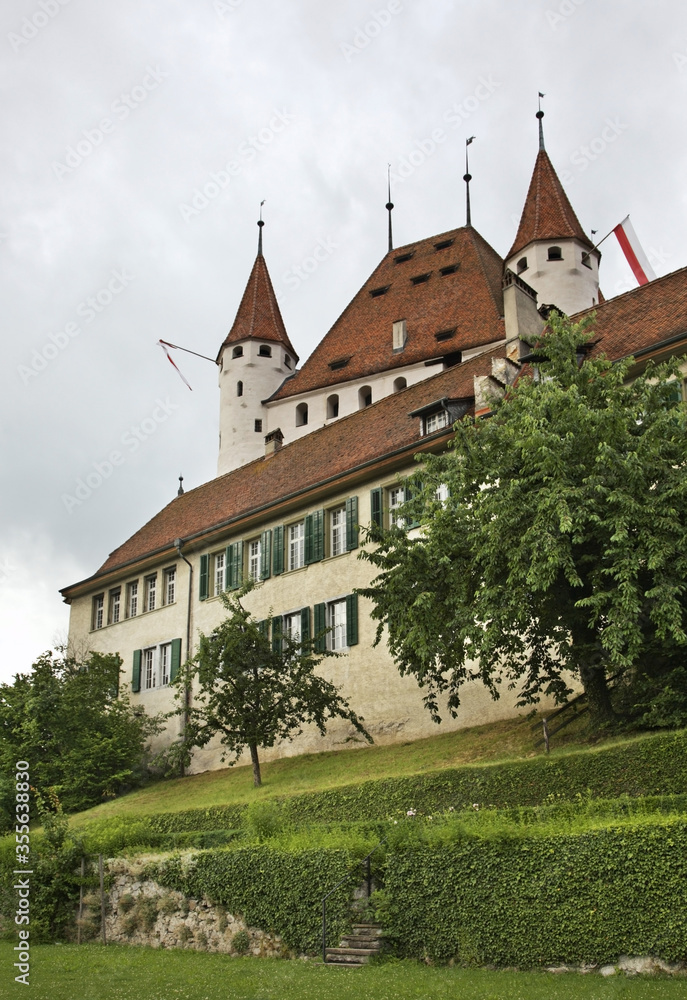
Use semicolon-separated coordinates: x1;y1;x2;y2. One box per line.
216;222;298;476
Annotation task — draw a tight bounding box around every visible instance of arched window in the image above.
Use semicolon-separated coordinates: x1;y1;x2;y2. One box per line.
237;381;243;397
358;385;372;409
295;402;308;426
547;246;562;261
326;394;339;419
232;345;243;358
393;377;407;393
258;344;272;357
516;257;528;273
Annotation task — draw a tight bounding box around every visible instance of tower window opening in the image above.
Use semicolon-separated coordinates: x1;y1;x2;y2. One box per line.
284;354;292;369
254;419;263;433
581;251;593;269
393;377;407;393
295;402;308;426
237;380;243;397
547;246;563;261
232;345;243;358
258;344;272;357
326;394;339;419
517;257;528;274
358;385;372;409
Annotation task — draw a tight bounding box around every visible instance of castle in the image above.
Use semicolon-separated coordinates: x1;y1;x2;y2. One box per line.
60;120;687;771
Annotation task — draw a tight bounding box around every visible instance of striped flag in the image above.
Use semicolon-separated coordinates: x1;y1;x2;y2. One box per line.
158;340;193;390
613;216;656;286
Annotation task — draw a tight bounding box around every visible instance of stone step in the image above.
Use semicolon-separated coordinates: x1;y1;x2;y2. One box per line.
339;935;382;949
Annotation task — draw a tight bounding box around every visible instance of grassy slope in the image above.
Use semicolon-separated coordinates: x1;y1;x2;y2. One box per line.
71;710;632;826
8;943;685;1000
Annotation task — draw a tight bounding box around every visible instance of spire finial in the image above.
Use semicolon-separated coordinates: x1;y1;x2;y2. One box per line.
537;92;545;151
257;200;265;255
463;136;475;227
385;164;394;252
177;474;184;497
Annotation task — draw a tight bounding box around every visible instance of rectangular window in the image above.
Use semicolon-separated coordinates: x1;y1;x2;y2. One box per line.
248;539;262;581
160;643;171;686
143;648;156;690
328;599;347;651
145;575;157;612
92;594;104;630
283;611;301;643
288;522;305;570
425;410;449;434
331;506;346;557
389;487;407;527
108;589;121;625
127;581;138;618
435;483;449;505
214;552;225;596
164;567;176;605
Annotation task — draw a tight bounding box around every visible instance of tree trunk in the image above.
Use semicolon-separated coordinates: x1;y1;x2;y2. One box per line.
249;742;262;787
578;658;615;725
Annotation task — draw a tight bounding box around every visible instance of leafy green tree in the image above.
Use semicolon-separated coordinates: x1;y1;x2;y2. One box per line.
0;650;162;823
360;313;687;727
165;587;371;786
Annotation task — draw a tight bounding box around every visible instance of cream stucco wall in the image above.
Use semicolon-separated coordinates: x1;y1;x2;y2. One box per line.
505;239;600;317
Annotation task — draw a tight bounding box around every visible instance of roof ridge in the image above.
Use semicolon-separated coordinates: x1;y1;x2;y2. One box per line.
571;262;687;320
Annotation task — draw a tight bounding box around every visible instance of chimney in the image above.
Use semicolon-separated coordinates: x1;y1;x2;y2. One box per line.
264;428;284;457
502;269;545;360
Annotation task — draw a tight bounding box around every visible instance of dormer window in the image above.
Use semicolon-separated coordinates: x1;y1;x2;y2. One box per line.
394;251;414;263
547;246;563;261
439;264;459;276
392;319;407;351
424;410;449;434
232;345;243;358
435;328;455;343
370;285;390;298
434;238;454;250
411;273;431;285
517;257;528;274
329;357;350;371
258;345;272;357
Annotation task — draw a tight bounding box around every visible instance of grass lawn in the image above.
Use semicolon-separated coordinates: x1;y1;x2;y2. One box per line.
3;943;684;1000
71;710;630;826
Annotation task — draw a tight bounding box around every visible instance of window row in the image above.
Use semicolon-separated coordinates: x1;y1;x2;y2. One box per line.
131;638;182;693
262;594;359;652
199;498;359;600
92;566;177;630
369;483;448;530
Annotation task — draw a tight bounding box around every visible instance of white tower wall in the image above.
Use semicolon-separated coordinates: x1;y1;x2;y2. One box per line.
505;238;600;317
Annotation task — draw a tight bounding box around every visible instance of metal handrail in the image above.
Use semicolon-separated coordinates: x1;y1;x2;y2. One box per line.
321;839;386;964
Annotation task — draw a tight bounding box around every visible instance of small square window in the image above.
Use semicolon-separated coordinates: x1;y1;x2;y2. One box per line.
258;345;272;357
254;419;263;433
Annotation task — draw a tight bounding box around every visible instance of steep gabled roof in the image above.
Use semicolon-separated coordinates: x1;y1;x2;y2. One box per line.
268;226;506;401
60;350;503;593
507;150;595;261
217;253;298;362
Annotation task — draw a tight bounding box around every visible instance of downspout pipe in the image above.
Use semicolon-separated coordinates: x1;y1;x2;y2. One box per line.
175;538;193;778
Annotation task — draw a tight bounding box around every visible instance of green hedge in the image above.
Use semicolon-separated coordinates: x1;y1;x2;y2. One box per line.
380;820;687;967
146;847;356;954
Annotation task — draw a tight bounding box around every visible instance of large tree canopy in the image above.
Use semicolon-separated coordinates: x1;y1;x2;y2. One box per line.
0;650;162;826
360;314;687;727
166;587;371;786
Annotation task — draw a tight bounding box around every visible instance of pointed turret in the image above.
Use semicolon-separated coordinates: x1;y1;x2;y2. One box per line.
504;112;600;317
217;222;298;476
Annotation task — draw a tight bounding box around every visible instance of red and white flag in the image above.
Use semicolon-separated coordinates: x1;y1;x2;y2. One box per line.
613;216;656;286
158;340;193;390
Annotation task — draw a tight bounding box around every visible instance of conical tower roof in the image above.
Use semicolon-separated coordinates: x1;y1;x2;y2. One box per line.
507;149;594;261
217;252;298;362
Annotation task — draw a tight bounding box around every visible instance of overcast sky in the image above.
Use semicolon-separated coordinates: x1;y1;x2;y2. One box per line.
2;0;686;684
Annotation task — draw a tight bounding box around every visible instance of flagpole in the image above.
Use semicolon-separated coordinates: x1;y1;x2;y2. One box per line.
158;339;218;364
581;216;629;264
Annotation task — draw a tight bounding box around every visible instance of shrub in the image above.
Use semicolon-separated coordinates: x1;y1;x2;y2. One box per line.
232;929;250;954
119;893;135;914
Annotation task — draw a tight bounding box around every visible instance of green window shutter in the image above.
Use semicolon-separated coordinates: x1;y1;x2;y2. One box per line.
258;619;269;638
260;530;272;580
370;487;383;527
300;606;311;644
224;546;232;591
199;554;209;601
314;602;327;653
313;509;325;561
346;593;359;647
346;496;359;550
304;513;314;564
273;525;284;575
170;638;182;682
228;541;244;590
132;649;142;693
272;616;283;654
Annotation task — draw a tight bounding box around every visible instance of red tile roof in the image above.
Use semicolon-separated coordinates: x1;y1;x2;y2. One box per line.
507;150;594;261
571;265;687;361
61;351;502;594
269;226;506;401
217;253;298;362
